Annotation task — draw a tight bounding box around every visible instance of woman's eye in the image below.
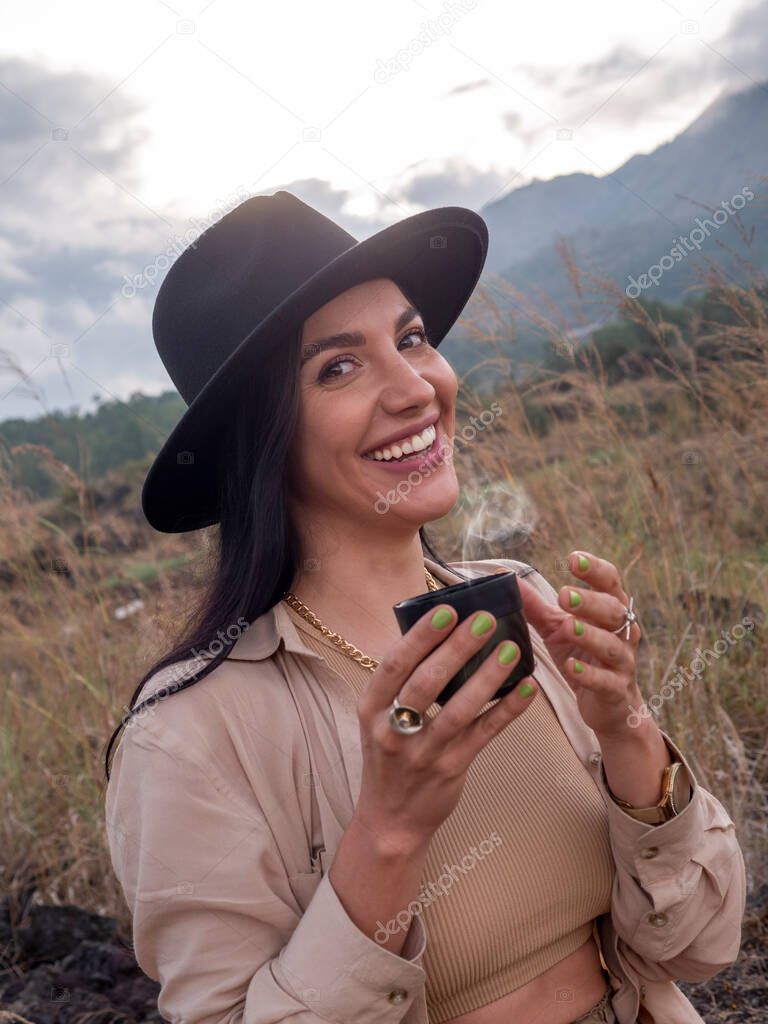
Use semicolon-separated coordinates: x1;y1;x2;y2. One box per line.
317;356;357;383
400;326;429;350
317;326;430;383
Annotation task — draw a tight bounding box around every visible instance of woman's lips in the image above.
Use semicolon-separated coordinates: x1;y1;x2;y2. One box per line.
360;420;446;473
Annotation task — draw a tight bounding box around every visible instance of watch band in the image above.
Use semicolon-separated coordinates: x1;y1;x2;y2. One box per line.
608;761;692;824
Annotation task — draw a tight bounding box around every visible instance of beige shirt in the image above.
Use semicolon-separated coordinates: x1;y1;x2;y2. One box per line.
104;556;747;1024
284;597;617;1022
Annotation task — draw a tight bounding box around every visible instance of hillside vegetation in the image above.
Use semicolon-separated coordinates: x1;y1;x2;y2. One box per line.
1;264;766;1019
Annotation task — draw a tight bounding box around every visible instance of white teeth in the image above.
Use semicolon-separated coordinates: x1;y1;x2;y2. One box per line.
364;423;437;461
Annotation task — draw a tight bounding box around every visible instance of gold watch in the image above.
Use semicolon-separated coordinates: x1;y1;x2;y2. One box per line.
608;761;692;824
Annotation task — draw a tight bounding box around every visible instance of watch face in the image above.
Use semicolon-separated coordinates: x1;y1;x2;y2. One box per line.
671;763;691;813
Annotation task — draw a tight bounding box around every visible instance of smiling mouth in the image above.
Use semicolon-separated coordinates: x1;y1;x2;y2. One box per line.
360;421;439;462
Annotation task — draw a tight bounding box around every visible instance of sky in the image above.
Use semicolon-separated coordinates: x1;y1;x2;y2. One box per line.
0;0;766;421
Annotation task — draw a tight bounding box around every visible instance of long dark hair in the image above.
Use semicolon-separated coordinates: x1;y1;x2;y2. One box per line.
102;303;470;783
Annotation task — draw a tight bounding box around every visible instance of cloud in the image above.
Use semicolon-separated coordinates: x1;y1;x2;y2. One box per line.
502;111;523;133
446;78;491;96
556;44;717;126
393;156;514;211
0;56;151;218
266;176;402;239
508;1;767;130
510;63;560;88
561;44;648;97
2;2;767;421
719;0;768;85
0;56;169;416
0;51;409;420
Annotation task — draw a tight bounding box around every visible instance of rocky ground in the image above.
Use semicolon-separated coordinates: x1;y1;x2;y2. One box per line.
0;884;765;1022
0;892;161;1024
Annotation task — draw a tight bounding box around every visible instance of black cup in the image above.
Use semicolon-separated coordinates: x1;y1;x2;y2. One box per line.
392;569;536;706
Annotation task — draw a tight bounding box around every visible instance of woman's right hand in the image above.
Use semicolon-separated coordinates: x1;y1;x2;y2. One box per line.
353;603;539;853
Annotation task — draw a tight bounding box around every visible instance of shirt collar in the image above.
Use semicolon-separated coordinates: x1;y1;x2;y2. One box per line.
226;556;465;663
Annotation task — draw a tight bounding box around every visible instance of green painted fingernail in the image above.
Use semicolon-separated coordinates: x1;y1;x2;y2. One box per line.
569;590;582;608
574;619;585;636
471;612;494;637
577;554;589;571
573;660;585;673
431;607;453;629
519;681;534;698
498;641;519;665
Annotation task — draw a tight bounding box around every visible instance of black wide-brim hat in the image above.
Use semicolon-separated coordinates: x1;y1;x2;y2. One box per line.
142;190;489;532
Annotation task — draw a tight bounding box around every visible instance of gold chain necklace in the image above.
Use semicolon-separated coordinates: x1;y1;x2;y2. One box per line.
282;568;442;672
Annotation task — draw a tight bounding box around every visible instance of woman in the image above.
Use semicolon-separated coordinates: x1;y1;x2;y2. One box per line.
103;191;746;1024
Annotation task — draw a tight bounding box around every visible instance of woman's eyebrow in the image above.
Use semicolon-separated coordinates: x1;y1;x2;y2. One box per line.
300;304;421;367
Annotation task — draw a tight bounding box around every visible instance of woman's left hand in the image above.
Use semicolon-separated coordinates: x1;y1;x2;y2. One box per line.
513;550;643;738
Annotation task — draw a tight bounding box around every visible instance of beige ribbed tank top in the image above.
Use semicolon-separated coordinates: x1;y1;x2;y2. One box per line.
282;597;615;1024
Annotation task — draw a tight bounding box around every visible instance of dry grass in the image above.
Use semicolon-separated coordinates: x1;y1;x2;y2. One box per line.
0;257;766;1015
442;262;768;891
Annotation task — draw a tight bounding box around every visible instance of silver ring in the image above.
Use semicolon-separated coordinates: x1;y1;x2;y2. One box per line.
611;595;638;641
388;694;424;735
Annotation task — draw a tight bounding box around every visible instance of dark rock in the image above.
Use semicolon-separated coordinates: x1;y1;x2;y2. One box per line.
13;905;117;967
57;940;116;990
0;896;162;1024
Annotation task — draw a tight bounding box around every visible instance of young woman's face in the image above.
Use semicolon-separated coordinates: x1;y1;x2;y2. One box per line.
287;277;460;532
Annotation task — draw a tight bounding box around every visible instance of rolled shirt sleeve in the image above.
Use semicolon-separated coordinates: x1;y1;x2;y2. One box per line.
594;730;747;983
507;559;747;985
105;717;428;1024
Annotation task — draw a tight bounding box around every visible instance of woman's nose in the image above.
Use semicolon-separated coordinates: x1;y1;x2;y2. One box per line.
375;354;435;403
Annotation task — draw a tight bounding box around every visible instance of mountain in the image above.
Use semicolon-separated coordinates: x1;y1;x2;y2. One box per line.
478;81;768;319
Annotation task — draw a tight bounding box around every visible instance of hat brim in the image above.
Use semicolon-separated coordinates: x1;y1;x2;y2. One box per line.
141;204;488;532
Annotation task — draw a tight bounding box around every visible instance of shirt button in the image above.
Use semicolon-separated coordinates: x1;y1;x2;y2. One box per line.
588;751;601;767
648;912;668;927
640;984;647;997
640;846;659;859
387;989;408;1003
